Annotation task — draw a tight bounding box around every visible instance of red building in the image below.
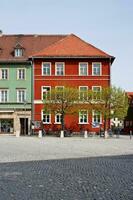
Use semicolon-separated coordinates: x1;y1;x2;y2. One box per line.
31;34;115;133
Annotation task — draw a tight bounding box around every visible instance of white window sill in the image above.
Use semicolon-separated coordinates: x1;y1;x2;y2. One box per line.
78;123;89;125
42;123;52;124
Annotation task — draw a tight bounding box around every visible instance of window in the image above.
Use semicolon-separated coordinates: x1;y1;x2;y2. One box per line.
79;110;88;124
15;48;23;57
79;63;88;75
79;86;88;101
42;63;51;75
92;111;101;127
55;113;62;124
0;89;8;102
92;86;101;100
55;63;64;75
17;69;25;80
42;86;51;101
92;63;101;76
17;89;26;103
42;111;51;124
55;86;64;99
1;69;8;80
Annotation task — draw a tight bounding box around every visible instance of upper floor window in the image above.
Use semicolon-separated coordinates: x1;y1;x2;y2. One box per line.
0;69;8;80
42;62;51;76
17;69;25;80
92;86;101;100
79;86;88;101
79;63;88;76
42;86;51;101
92;63;101;76
15;48;23;57
79;110;88;124
55;63;65;76
17;89;26;103
55;86;64;100
0;89;8;102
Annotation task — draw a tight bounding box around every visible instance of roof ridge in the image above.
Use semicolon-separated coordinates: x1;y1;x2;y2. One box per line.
1;34;68;37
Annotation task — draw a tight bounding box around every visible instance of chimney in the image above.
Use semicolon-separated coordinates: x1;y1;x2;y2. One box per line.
0;30;3;37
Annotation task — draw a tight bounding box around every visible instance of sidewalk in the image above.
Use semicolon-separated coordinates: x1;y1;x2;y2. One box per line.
0;135;133;163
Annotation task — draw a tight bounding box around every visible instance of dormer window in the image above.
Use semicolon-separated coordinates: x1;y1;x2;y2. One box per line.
14;42;24;57
15;48;23;57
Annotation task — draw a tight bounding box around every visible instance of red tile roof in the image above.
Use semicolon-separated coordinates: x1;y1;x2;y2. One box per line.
0;34;67;62
126;92;133;98
32;34;114;62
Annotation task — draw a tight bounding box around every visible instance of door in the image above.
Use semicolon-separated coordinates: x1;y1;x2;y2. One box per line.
20;118;28;135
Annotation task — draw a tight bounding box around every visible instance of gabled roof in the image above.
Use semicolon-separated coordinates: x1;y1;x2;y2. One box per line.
0;34;67;62
32;34;115;62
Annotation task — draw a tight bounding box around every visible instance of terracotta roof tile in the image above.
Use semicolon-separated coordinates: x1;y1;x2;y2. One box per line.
32;34;114;61
0;34;67;61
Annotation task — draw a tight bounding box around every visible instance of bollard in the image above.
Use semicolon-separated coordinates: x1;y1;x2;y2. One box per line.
38;130;42;138
84;130;88;139
60;130;64;138
130;130;132;139
16;130;20;137
104;130;108;139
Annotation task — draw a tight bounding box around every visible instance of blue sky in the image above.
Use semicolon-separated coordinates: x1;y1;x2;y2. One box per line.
1;0;133;91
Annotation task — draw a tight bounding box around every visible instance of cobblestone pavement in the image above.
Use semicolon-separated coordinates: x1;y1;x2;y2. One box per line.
0;135;133;163
0;155;133;200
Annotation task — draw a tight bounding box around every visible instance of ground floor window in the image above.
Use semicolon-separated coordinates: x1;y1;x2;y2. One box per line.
0;119;14;133
79;110;88;124
42;111;51;124
92;111;101;127
55;113;62;124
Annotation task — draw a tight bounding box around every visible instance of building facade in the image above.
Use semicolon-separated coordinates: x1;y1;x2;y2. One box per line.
32;34;115;133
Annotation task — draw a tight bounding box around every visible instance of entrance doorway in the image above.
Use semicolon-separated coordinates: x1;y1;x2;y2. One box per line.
20;118;28;135
0;119;14;134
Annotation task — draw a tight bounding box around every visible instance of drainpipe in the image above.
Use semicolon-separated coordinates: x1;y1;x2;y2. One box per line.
31;58;34;134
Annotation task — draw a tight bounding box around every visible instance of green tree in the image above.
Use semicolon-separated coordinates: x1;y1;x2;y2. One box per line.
91;86;128;134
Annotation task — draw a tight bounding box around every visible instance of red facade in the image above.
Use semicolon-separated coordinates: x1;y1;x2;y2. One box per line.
32;34;114;134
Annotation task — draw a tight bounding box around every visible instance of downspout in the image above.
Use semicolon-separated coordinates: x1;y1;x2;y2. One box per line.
31;57;34;134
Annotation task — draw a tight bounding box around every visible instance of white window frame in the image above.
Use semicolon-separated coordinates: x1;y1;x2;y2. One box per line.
17;68;26;80
79;62;88;76
55;86;64;99
0;69;9;80
55;113;62;124
0;89;9;102
42;110;51;124
55;62;65;76
17;89;26;103
92;86;102;100
79;110;88;124
92;62;102;76
42;62;51;76
92;111;102;127
41;86;51;101
15;48;23;57
79;86;88;101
